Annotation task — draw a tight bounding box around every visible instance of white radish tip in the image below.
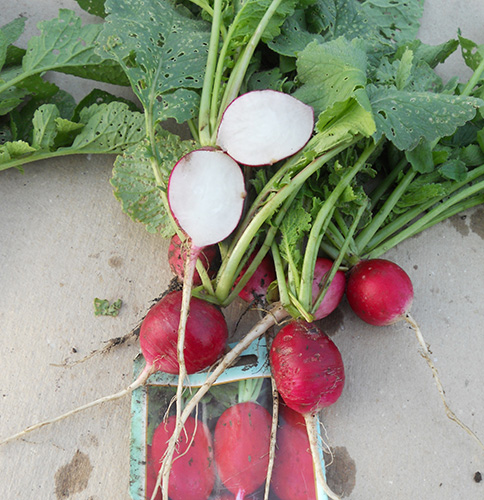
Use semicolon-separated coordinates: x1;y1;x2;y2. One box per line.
167;149;246;248
216;89;314;166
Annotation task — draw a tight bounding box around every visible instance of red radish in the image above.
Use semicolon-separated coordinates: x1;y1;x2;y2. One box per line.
146;445;162;500
150;415;215;500
214;401;272;499
271;405;316;500
139;290;228;374
216;90;314;166
270;320;344;500
346;258;484;451
346;258;413;326
312;257;346;320
234;250;276;303
168;233;219;286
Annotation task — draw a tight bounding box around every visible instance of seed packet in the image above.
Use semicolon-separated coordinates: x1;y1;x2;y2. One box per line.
129;338;329;500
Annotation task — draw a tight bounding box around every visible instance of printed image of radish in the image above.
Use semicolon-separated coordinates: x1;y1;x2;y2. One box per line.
270;320;345;500
311;257;346;320
146;445;162;500
216;90;314;166
234;249;276;303
271;404;316;500
168;233;219;286
139;290;228;374
214;401;272;499
149;415;215;500
346;258;484;451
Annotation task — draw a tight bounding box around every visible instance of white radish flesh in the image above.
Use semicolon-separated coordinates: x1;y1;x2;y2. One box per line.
216;90;314;166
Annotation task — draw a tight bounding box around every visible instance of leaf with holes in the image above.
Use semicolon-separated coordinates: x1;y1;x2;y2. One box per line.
111;129;196;236
32;104;60;150
66;102;145;153
97;0;210;125
21;9;128;86
368;85;484;150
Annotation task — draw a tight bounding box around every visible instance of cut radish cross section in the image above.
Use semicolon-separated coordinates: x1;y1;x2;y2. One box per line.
216;90;314;166
168;149;246;248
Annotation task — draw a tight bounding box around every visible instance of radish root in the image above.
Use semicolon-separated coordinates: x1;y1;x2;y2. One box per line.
0;362;155;446
405;313;484;452
304;413;341;500
154;303;288;500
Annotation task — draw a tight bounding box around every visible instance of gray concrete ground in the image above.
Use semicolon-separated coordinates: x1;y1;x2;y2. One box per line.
1;1;483;499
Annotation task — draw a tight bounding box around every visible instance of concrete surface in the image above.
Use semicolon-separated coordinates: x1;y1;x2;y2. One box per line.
1;1;483;499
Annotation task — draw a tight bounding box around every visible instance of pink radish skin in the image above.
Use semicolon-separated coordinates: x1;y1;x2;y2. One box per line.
312;257;346;320
168;233;219;286
139;290;228;375
271;404;316;500
235;250;276;302
270;320;344;500
150;415;215;500
214;401;272;499
346;258;413;326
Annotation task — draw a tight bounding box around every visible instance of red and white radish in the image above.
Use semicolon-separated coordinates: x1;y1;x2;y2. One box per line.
214;401;272;500
234;249;276;303
270;320;345;500
271;404;316;500
312;257;346;320
139;290;228;375
168;233;219;286
150;415;215;500
216;90;314;166
346;258;484;450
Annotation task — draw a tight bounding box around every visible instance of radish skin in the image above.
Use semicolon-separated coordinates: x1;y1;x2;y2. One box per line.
270;320;344;500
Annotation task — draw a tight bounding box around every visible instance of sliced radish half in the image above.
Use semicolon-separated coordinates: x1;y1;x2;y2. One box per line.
216;90;314;166
167;149;246;248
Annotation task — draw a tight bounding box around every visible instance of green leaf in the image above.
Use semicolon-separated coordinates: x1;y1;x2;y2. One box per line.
111;130;196;236
32;104;60;150
368;86;483;150
405;139;433;173
458;34;484;71
75;0;107;18
268;9;325;57
294;37;367;116
0;17;27;70
94;298;122;317
98;0;211;124
0;81;28;115
438;159;467;181
67;102;145;153
22;9;128;86
0;140;36;167
72;88;139;122
280;201;312;268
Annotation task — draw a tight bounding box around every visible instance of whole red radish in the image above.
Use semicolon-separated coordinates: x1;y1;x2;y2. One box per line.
270;320;345;415
271;404;316;500
214;401;272;499
234;250;276;303
346;258;413;326
270;320;344;500
139;290;228;374
168;233;219;286
150;415;215;500
312;257;346;320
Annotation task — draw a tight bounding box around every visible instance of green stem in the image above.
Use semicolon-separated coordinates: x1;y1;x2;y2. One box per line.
365;177;484;259
310;201;367;316
214;140;358;302
213;0;284;137
355;165;417;254
460;57;484;97
198;0;224;145
365;165;484;252
299;141;377;312
368;156;408;210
